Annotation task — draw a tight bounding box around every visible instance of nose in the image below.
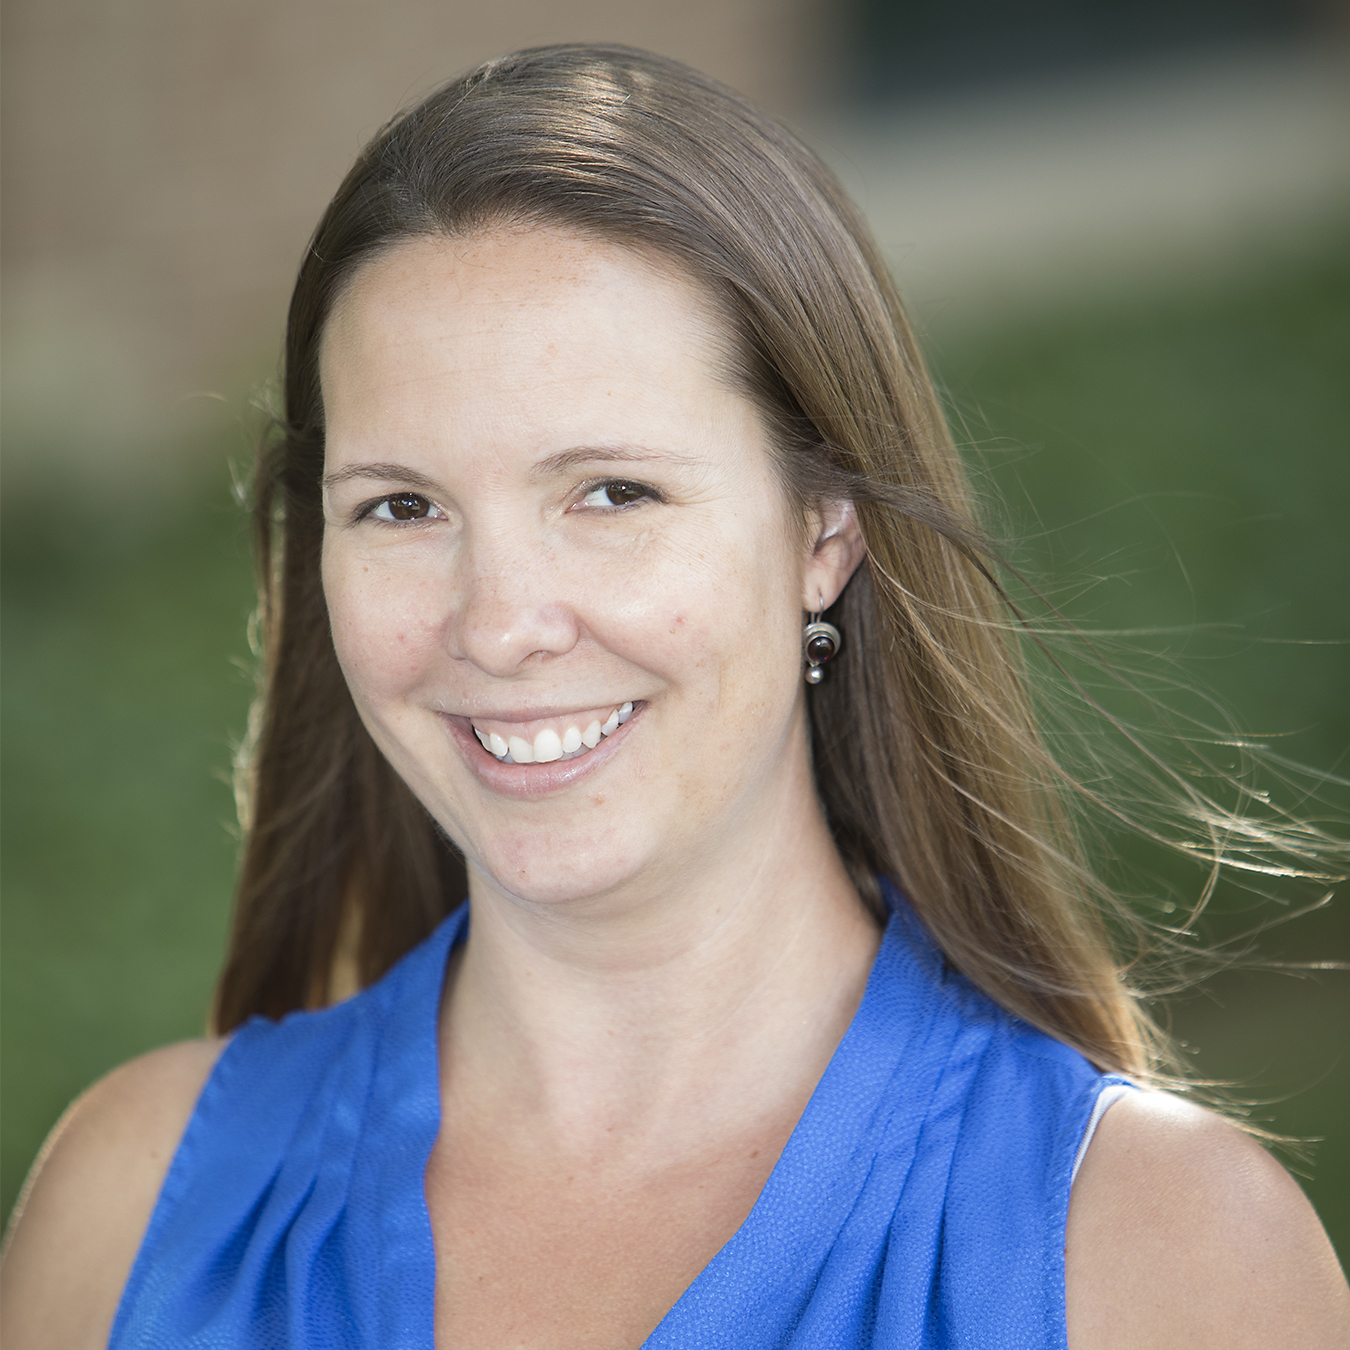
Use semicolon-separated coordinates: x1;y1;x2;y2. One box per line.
449;530;581;677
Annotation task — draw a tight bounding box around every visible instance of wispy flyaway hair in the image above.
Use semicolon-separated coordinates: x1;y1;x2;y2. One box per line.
216;46;1344;1082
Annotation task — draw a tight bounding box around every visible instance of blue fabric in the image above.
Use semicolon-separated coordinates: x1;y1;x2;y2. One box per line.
110;889;1125;1348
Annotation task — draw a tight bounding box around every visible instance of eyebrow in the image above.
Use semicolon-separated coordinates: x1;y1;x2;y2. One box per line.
323;446;695;493
528;445;697;481
322;462;442;492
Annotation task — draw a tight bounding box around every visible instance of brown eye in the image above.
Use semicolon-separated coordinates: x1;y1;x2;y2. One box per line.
378;493;432;521
581;480;651;509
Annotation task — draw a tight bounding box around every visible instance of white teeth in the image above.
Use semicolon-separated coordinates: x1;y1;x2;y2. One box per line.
533;728;563;762
475;704;635;763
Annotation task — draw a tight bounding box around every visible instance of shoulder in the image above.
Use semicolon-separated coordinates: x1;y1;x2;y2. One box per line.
0;1038;226;1350
1065;1089;1350;1350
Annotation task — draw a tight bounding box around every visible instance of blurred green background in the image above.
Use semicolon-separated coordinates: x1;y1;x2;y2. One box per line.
3;0;1347;1282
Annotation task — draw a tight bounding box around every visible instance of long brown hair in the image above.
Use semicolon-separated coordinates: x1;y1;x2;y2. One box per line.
214;45;1341;1076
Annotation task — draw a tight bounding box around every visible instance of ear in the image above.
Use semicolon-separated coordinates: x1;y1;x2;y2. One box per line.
801;500;865;612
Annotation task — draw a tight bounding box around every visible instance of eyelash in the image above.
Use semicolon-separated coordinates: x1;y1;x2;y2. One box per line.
354;478;662;526
577;479;661;511
359;493;442;524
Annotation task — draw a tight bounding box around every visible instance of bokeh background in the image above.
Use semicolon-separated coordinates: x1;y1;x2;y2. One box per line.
4;0;1348;1261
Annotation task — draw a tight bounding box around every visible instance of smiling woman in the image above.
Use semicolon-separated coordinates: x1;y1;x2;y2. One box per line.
318;230;848;914
2;43;1347;1350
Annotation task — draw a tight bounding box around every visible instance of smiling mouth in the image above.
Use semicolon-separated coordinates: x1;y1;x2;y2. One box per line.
470;702;635;764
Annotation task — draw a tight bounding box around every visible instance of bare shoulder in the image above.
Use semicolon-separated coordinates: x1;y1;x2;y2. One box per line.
1065;1089;1350;1350
0;1037;226;1350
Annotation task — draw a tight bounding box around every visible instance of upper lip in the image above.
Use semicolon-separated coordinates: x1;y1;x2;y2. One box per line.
445;701;632;724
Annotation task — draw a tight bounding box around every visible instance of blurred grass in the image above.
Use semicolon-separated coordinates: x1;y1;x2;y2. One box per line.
927;233;1350;1257
1;463;256;1218
3;233;1347;1265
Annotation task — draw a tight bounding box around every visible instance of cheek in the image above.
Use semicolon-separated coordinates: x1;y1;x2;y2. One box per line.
710;541;809;712
594;525;800;709
322;547;448;702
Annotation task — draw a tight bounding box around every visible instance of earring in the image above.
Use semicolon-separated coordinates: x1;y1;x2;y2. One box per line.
803;600;841;685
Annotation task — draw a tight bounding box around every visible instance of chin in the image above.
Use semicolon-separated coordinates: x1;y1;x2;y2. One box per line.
467;847;650;912
464;829;656;910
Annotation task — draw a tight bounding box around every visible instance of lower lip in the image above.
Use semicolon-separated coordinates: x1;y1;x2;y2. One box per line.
441;707;641;798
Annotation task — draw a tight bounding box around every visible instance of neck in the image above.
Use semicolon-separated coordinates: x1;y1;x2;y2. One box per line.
439;748;881;1161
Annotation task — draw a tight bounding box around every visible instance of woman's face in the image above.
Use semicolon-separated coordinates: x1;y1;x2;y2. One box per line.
320;228;847;909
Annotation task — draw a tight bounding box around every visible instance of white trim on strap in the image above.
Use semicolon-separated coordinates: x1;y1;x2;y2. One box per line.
1071;1082;1135;1187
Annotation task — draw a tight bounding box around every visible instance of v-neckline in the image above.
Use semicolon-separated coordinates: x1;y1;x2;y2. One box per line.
397;892;954;1345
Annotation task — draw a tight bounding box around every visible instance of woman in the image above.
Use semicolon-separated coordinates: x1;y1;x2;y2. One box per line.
3;44;1346;1349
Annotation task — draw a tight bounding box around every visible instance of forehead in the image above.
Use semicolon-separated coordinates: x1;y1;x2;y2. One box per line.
319;227;737;399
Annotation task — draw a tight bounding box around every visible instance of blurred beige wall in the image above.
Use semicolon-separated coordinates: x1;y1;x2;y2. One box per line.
1;0;835;478
6;6;1346;488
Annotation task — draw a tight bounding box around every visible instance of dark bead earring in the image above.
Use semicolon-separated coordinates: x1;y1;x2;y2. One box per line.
803;603;841;685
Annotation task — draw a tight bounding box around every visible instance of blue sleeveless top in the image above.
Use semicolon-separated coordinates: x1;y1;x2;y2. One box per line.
110;893;1125;1348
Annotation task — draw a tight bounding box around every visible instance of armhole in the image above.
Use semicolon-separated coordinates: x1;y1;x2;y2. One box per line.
107;1032;242;1346
1070;1081;1134;1188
